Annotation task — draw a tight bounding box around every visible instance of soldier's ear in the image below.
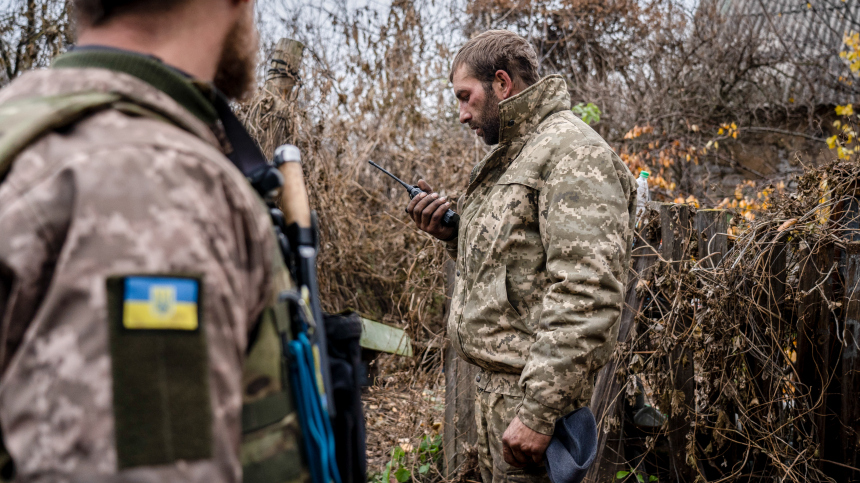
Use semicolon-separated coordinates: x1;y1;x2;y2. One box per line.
493;70;515;100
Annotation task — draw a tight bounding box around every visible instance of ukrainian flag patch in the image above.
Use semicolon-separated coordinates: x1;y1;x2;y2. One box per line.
123;277;199;330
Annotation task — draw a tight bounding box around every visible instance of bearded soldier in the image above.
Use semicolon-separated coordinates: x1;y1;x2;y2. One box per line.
408;30;636;482
0;1;305;482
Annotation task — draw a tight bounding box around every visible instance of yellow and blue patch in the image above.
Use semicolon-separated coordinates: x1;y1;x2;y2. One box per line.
123;277;199;330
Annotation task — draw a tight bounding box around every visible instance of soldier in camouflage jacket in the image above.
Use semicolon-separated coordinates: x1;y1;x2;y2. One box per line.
409;31;635;482
0;1;307;482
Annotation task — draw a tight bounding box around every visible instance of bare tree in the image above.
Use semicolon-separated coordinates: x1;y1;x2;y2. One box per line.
0;0;72;87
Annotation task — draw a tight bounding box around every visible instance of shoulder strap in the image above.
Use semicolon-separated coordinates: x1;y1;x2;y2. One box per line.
0;90;208;185
0;91;121;182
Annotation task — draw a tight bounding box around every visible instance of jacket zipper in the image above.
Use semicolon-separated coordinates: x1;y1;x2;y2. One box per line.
454;153;503;368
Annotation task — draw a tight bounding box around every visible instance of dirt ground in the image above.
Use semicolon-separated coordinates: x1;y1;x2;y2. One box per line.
362;353;447;480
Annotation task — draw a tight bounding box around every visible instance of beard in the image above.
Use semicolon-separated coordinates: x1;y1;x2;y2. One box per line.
477;86;501;145
213;5;259;100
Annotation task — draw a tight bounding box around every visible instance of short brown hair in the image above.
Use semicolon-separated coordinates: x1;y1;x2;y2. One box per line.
73;0;189;27
449;30;540;88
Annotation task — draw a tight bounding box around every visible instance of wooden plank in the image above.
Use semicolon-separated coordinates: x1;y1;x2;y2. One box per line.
585;208;660;483
738;226;787;478
843;243;860;475
358;318;413;356
694;210;735;474
661;203;691;265
835;196;860;481
752;238;788;419
695;209;728;268
661;203;696;483
796;242;834;468
442;260;479;477
443;343;479;477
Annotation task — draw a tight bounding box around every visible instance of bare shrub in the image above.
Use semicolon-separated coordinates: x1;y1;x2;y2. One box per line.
0;0;72;86
246;0;475;341
468;0;860;199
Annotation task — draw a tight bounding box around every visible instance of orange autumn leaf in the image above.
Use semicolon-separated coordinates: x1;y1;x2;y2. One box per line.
777;219;798;232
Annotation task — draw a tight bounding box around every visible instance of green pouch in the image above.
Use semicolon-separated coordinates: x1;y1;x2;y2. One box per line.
241;301;308;483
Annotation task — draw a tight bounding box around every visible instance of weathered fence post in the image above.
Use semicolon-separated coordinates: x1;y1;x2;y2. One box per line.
247;38;305;157
694;209;727;274
265;38;305;100
843;242;860;478
443;260;479;477
796;240;834;469
832;194;860;480
660;203;696;483
729;221;788;477
762;237;788;345
585;206;660;483
695;210;728;268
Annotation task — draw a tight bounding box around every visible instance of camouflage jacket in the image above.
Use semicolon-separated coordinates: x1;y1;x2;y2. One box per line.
0;67;274;482
446;75;636;435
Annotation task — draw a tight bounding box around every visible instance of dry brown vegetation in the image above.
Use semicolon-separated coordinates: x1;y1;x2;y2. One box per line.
468;0;859;200
595;157;860;483
247;0;475;347
4;0;860;480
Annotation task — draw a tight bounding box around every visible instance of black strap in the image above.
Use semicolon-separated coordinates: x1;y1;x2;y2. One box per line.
210;92;271;178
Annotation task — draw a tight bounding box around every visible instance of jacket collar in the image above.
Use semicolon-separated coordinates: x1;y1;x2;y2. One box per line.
463;75;572;196
53;47;219;126
8;67;221;147
497;74;571;145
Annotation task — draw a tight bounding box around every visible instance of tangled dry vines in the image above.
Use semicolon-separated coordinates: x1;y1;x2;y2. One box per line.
599;159;860;482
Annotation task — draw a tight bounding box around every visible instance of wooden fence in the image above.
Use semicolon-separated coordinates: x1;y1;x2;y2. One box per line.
442;260;480;480
443;201;860;483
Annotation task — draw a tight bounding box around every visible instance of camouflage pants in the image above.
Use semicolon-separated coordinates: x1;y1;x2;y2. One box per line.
475;373;551;483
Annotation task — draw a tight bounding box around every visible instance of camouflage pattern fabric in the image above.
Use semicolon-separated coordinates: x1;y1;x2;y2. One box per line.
475;373;550;483
0;68;275;483
446;75;636;436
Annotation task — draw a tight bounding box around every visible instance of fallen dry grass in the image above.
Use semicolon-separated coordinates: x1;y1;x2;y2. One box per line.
362;353;447;478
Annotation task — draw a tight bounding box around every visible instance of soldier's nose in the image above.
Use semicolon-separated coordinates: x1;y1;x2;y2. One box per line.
459;108;471;125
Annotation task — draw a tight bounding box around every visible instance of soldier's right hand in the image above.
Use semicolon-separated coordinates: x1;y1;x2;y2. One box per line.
406;179;458;241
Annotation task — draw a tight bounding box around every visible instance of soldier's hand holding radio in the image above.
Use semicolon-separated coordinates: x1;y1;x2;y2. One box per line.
406;179;458;241
367;162;459;241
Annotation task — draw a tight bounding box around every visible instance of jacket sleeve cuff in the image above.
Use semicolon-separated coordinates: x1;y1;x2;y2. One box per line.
516;396;561;436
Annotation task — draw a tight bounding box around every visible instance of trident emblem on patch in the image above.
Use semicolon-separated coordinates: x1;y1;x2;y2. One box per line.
149;286;177;319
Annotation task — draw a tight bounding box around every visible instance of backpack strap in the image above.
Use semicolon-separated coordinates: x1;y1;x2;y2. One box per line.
0;90;207;184
0;91;121;182
241;243;309;483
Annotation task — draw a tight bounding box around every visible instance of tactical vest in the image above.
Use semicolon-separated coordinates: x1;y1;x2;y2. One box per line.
0;91;307;483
